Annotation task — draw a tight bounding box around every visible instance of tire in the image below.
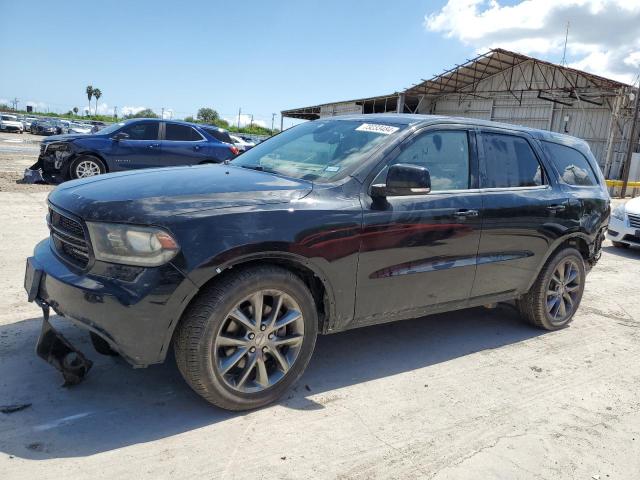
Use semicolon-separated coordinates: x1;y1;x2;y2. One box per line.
173;265;318;410
517;248;586;330
611;241;628;248
70;155;106;179
89;332;119;356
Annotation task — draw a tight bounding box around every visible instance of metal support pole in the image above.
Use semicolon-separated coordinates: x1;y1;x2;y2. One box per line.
280;114;284;132
603;89;623;177
396;93;405;114
621;89;640;198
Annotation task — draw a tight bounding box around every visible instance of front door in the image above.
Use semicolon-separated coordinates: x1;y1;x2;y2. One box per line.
110;120;161;170
355;127;483;325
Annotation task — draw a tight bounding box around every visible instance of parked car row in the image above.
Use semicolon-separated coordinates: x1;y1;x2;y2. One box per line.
25;114;609;410
0;114;25;133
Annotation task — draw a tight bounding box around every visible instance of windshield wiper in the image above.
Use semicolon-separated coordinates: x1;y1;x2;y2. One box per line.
239;164;265;171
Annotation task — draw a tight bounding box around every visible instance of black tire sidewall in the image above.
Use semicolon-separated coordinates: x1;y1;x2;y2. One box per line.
70;156;106;179
538;248;586;329
179;268;318;410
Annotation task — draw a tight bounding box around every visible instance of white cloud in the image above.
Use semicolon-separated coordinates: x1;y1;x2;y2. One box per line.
84;102;115;115
26;100;48;111
224;113;267;128
425;0;640;84
120;106;147;116
161;108;174;119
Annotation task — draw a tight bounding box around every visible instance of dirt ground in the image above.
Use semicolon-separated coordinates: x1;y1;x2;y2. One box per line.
0;130;638;479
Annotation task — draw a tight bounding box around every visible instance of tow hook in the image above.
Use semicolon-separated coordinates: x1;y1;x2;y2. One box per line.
36;304;93;386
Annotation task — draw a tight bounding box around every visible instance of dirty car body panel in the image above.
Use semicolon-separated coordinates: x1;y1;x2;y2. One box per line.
26;114;609;372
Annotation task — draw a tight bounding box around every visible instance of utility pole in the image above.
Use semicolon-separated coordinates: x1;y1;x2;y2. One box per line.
621;85;640;198
271;113;276;135
237;107;242;129
113;106;118;119
11;97;19;111
561;22;570;66
250;114;253;128
161;107;165;119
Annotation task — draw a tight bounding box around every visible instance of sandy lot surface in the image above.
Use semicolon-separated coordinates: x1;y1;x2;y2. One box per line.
0;136;638;479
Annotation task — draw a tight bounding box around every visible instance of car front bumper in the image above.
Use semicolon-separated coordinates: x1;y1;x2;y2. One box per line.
26;238;198;367
607;214;640;247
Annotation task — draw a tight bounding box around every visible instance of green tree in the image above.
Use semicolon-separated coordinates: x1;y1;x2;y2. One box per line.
93;88;102;115
85;85;93;112
124;108;158;119
196;107;219;124
73;107;79;116
184;116;195;123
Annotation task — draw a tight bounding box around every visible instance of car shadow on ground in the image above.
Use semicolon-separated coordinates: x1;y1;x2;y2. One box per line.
0;304;543;460
602;244;640;259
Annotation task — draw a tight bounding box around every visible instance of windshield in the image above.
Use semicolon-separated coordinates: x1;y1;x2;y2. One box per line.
232;119;405;182
98;122;125;136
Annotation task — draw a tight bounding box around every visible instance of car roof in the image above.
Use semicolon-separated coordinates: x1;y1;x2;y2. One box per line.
322;113;590;147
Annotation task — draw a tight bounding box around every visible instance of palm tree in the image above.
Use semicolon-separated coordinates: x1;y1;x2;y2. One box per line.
93;88;102;116
73;107;79;117
86;85;93;114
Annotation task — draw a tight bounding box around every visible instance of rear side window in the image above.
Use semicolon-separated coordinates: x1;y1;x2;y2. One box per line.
481;133;544;188
203;127;233;143
166;123;203;141
541;141;598;186
122;122;159;140
391;130;470;190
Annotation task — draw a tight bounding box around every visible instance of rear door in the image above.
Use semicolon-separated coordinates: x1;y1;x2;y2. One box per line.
471;129;570;300
110;120;161;170
355;126;483;325
161;123;210;165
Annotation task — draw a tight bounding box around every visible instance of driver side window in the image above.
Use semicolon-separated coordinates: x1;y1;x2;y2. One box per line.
121;122;159;141
389;130;470;191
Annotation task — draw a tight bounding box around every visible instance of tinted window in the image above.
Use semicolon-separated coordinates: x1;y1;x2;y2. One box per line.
391;130;470;190
122;122;159;140
165;123;202;141
203;127;233;143
481;133;543;188
541;141;598;186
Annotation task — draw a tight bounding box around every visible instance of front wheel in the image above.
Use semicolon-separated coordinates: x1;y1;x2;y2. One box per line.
70;155;106;179
517;248;585;330
173;266;318;410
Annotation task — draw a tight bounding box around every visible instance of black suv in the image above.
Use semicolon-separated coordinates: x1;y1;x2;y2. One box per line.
25;114;609;410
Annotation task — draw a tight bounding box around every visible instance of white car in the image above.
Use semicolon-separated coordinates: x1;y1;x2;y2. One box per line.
22;117;37;131
66;122;93;134
229;134;255;152
608;197;640;248
0;114;24;134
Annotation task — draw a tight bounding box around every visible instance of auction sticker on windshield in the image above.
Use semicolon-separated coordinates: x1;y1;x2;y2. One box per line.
355;123;400;135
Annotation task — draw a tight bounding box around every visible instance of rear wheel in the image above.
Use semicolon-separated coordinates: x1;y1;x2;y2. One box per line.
611;241;628;248
70;155;106;179
173;266;318;410
517;248;585;330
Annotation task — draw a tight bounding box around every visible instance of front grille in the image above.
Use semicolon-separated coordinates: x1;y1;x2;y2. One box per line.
628;213;640;229
49;207;90;268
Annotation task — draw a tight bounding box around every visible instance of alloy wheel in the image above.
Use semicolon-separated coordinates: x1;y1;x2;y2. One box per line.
213;289;305;393
75;160;101;178
546;258;581;324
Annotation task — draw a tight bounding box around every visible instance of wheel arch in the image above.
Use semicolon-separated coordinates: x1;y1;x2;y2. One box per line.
165;252;336;358
71;151;110;174
524;233;593;293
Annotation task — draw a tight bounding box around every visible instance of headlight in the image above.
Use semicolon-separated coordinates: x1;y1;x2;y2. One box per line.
86;222;179;267
611;204;625;221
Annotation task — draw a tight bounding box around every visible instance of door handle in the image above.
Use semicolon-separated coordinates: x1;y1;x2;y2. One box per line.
453;209;479;218
547;204;566;212
147;143;159;149
193;145;201;151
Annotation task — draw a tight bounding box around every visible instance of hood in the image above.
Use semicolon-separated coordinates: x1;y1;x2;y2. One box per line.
2;120;23;126
625;196;640;215
48;164;312;224
43;133;91;142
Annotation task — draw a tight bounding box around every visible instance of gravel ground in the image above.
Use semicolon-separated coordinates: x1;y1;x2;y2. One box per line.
0;132;52;193
0;134;638;479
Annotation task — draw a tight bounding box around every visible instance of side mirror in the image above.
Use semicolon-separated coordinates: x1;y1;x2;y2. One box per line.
370;163;431;197
111;132;129;141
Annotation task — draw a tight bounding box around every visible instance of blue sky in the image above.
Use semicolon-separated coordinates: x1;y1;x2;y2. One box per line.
2;1;637;129
0;0;464;128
